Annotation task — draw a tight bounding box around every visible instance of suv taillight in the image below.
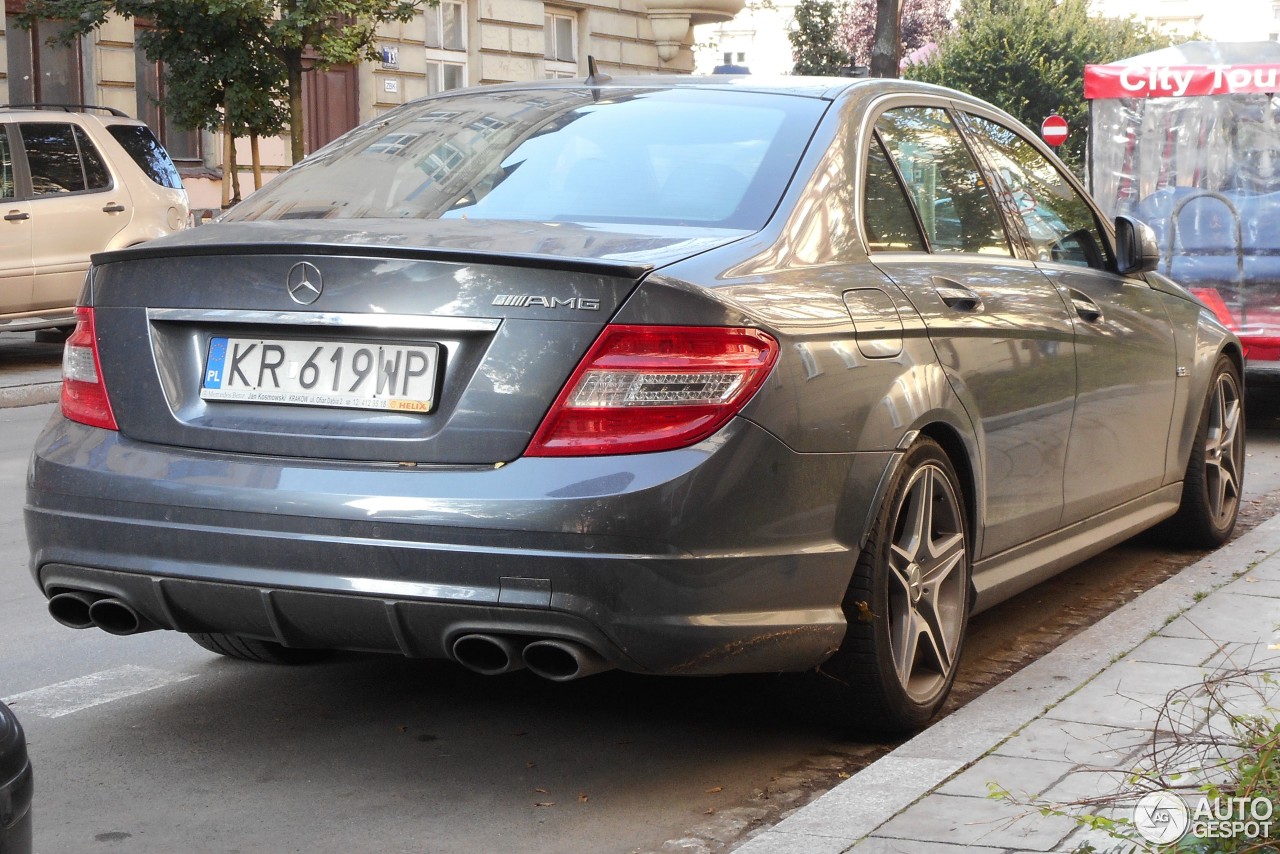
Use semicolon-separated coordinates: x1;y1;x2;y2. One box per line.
527;325;778;456
61;307;118;431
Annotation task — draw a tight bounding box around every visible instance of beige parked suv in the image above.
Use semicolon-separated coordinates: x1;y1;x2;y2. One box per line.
0;104;189;332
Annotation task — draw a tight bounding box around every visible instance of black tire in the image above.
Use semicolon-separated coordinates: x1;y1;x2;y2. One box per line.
1163;355;1245;548
188;632;327;665
798;438;971;735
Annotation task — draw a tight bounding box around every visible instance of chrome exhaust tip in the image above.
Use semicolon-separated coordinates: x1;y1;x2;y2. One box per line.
48;590;101;630
87;598;158;636
522;639;612;682
451;633;527;676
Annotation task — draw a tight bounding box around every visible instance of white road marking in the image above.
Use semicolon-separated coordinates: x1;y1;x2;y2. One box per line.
3;665;197;718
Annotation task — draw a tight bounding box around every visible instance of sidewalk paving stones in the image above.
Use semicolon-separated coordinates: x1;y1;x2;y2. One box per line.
733;513;1280;853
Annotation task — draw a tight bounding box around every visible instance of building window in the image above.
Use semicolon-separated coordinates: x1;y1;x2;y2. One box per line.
5;12;82;104
426;0;467;94
134;47;201;164
544;9;577;78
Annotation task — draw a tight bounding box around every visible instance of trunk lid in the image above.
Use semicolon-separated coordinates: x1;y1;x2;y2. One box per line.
88;220;747;464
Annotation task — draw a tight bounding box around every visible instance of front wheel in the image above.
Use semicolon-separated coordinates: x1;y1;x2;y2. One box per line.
1163;355;1244;548
799;438;971;734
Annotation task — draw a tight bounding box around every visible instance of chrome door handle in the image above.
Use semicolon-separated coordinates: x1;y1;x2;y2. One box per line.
932;278;983;312
102;203;126;213
3;211;29;222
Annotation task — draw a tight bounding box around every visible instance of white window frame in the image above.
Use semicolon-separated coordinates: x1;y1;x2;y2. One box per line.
425;0;468;94
544;8;578;78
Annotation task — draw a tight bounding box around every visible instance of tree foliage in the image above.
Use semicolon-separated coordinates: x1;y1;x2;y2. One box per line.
789;0;852;76
17;0;426;163
906;0;1171;167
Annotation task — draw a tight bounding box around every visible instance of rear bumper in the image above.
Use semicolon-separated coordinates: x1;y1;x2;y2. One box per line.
26;415;895;675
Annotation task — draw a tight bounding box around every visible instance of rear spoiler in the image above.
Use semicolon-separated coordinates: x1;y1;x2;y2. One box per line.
93;241;656;282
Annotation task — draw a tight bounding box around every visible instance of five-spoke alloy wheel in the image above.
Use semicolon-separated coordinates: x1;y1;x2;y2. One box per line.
805;437;971;734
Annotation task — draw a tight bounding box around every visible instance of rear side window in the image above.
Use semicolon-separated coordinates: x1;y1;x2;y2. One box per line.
875;107;1012;257
863;134;926;252
0;127;13;200
76;126;110;190
20;122;113;195
107;125;184;189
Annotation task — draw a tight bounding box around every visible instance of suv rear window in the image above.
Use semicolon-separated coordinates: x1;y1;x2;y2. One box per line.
225;87;827;230
106;125;183;189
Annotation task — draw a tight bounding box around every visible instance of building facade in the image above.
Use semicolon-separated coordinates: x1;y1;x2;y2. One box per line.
1089;0;1280;41
0;0;740;209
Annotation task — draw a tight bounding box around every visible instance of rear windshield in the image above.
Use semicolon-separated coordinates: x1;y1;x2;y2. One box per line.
106;125;184;189
224;87;827;229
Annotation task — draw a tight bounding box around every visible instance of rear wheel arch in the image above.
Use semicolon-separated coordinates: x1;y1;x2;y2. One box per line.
915;422;978;548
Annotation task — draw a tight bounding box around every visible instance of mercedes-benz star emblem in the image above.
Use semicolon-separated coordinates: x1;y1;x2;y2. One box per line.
286;262;324;306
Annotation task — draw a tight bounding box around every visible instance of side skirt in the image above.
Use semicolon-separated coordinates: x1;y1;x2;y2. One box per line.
971;484;1183;613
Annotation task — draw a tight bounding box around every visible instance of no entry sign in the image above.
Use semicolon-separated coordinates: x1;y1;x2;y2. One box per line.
1041;114;1069;146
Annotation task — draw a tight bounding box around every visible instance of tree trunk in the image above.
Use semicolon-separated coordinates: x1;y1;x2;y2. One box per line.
870;0;902;78
251;134;263;190
229;133;242;205
221;115;233;209
286;47;306;164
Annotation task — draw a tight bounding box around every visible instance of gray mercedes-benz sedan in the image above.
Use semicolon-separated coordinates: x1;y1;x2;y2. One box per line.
25;76;1243;732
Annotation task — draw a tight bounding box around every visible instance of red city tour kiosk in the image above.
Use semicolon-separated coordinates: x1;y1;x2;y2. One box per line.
1086;41;1280;381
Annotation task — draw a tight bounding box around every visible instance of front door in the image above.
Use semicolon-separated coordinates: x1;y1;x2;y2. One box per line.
958;112;1177;523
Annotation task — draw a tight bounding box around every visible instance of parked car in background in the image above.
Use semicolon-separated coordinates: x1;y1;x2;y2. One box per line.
0;104;188;335
0;700;31;854
25;77;1243;733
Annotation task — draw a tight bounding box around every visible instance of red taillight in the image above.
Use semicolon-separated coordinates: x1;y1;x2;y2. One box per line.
60;306;118;431
527;325;778;456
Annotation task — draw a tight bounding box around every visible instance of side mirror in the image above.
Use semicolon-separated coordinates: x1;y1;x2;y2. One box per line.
1114;215;1160;276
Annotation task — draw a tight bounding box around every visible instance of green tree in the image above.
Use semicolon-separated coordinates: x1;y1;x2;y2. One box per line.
906;0;1170;167
17;0;426;163
789;0;852;75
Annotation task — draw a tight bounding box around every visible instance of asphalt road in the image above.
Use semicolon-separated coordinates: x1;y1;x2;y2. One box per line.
3;338;1280;854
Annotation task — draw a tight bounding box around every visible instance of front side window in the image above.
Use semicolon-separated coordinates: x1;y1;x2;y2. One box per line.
961;114;1111;270
875;106;1012;257
426;0;467;94
20;122;110;195
224;87;827;230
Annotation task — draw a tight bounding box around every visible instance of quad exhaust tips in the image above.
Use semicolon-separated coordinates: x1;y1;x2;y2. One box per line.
451;633;612;682
47;590;158;635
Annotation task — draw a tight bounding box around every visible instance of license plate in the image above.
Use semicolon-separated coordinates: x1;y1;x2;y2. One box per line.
201;336;439;412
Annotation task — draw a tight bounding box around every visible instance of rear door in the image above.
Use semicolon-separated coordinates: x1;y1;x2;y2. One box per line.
0;124;33;314
864;103;1077;557
19;121;132;310
958;111;1177;524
